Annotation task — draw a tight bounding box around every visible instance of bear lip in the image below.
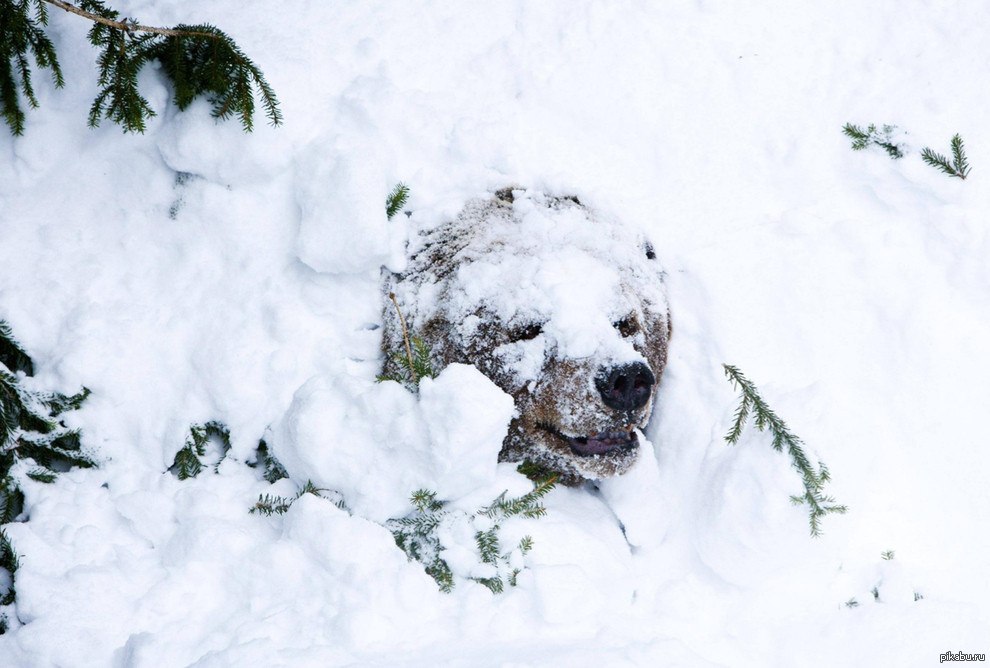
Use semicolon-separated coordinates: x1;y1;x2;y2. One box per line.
538;423;638;457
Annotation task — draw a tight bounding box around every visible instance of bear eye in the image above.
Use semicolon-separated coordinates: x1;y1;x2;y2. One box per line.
613;316;639;338
509;323;543;343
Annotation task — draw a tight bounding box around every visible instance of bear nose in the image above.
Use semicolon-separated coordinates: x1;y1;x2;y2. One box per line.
595;362;656;412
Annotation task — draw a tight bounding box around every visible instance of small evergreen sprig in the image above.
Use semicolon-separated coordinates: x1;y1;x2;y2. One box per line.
377;335;435;388
386;182;410;220
388;489;454;592
2;320;94;524
388;475;557;594
1;319;92;636
378;292;436;390
842;123;904;159
723;364;847;537
0;0;64;135
473;474;556;593
1;526;17;633
169;420;229;480
921;134;970;180
0;528;18;607
2;0;281;135
250;480;343;516
251;439;288;483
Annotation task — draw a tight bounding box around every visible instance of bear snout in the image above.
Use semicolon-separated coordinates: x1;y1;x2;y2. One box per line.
595;362;655;413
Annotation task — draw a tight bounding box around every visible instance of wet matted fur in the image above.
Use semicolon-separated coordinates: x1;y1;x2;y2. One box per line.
382;188;670;485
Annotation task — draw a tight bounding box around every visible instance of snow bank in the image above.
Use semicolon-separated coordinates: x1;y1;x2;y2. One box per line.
272;362;513;522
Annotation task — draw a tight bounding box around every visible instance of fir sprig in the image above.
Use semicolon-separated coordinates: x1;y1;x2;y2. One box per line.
388;488;454;592
1;319;92;636
378;292;437;390
251;439;288;483
388;475;557;594
2;320;94;522
0;0;65;135
386;182;410;220
250;480;344;516
479;474;557;521
377;336;436;388
921;134;970;180
0;319;35;377
2;0;281;135
169;420;230;480
842;123;904;159
0;528;18;607
723;364;847;537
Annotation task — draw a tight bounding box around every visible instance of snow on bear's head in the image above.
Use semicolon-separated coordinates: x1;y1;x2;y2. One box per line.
383;189;670;484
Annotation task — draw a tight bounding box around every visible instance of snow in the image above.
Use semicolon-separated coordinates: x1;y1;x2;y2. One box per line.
2;0;990;666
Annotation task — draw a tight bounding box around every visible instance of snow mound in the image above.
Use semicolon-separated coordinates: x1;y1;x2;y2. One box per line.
272;362;514;522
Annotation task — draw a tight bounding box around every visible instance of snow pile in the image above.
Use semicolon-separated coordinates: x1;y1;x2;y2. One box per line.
1;0;989;666
273;362;513;522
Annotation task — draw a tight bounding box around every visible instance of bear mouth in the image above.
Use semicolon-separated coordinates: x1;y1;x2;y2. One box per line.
538;423;638;457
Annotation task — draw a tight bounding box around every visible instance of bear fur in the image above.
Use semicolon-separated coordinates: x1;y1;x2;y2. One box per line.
382;188;670;485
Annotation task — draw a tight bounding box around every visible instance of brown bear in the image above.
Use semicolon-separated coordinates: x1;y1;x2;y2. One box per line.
382;188;670;485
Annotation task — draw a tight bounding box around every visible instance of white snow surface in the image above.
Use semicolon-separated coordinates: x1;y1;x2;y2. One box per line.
1;1;989;666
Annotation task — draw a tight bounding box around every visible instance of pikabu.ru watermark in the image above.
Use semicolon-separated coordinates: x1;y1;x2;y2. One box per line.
940;650;986;663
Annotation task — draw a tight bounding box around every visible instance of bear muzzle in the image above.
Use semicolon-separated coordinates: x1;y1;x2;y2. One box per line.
595;362;655;413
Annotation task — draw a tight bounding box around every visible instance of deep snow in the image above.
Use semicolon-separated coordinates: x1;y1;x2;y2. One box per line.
1;0;989;666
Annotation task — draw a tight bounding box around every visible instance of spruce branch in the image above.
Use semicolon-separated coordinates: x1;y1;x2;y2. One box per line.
388;474;556;594
169;420;230;480
723;364;847;537
48;0;215;38
0;319;93;628
386;182;410;220
390;292;416;383
249;479;342;516
378;295;437;390
2;0;282;134
0;528;18;607
0;0;65;135
921;134;971;179
842;122;904;160
251;439;288;483
0;321;34;376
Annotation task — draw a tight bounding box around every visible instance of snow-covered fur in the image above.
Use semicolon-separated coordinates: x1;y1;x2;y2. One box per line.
383;189;670;484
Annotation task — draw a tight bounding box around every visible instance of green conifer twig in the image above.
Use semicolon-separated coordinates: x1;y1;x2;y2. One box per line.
0;319;93;634
0;528;18;607
0;0;64;135
378;295;437;389
2;0;282;135
388;474;556;594
842;122;904;159
921;134;970;180
386;182;410;220
170;420;229;480
723;364;847;537
249;480;342;516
